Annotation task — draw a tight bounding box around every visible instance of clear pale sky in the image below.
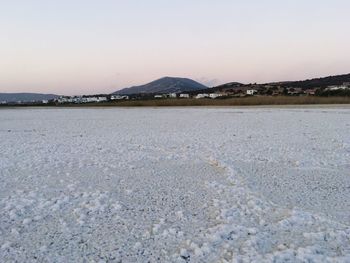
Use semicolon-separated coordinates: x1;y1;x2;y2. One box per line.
1;0;349;95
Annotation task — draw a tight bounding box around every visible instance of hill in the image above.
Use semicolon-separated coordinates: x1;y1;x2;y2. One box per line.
0;93;59;103
267;73;350;89
113;77;207;95
207;73;350;93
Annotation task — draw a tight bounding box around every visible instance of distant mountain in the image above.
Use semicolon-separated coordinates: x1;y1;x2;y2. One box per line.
0;93;59;103
113;77;207;95
269;73;350;89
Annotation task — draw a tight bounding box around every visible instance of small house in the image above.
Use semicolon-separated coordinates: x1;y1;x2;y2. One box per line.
209;93;222;99
246;89;258;95
195;94;209;99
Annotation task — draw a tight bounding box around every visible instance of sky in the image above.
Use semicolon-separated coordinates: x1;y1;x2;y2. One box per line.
0;0;350;95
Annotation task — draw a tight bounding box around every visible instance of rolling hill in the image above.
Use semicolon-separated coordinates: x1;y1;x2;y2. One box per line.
209;73;350;92
270;73;350;89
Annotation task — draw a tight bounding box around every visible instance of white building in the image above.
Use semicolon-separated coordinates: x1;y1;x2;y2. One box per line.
57;96;108;104
84;97;97;103
154;95;163;99
209;93;222;99
57;96;69;103
42;100;49;104
246;89;258;95
111;95;129;100
97;97;107;102
168;93;177;98
179;94;190;98
73;97;82;103
195;94;209;99
327;85;349;91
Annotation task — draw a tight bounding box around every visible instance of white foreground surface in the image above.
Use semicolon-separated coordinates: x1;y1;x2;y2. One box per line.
0;107;349;262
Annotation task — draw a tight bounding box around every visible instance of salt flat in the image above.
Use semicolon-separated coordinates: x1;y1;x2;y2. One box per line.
0;107;349;262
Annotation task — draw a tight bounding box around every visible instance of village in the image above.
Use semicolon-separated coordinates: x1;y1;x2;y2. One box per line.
1;82;349;106
42;81;350;104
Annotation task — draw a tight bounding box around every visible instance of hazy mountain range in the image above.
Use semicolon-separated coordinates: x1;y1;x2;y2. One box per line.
1;73;349;102
0;93;58;103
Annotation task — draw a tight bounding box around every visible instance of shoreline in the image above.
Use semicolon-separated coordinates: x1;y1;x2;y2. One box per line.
1;104;350;110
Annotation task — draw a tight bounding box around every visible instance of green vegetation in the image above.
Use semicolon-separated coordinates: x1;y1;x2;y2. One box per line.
316;89;350;97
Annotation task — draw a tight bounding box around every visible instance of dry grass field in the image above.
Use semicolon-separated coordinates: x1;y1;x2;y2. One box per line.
75;96;350;107
2;96;349;108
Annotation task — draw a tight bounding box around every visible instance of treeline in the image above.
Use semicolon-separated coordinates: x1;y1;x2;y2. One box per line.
316;89;350;97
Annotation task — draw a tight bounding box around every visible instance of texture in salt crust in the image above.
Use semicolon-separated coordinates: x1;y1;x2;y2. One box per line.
0;107;349;262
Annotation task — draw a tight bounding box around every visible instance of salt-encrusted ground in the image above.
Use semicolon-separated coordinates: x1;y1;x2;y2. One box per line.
0;107;349;262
